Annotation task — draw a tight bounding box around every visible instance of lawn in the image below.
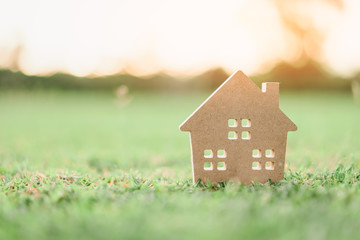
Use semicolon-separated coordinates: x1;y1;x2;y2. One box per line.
0;89;359;240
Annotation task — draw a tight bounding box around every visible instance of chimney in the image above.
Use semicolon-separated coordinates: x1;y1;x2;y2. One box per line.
261;82;279;107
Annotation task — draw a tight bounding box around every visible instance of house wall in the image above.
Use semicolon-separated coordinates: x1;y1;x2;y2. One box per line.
189;111;290;185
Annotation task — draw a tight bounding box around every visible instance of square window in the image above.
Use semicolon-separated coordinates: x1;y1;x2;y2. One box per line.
252;161;261;170
228;119;238;127
265;161;274;170
217;149;227;158
228;131;238;140
252;149;261;158
204;149;213;158
265;149;275;158
204;162;213;171
241;119;251;127
241;131;251;140
217;162;226;171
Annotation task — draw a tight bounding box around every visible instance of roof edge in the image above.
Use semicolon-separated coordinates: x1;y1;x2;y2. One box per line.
179;70;247;132
278;108;298;132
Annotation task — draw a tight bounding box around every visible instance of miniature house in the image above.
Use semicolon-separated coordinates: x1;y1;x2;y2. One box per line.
179;71;297;185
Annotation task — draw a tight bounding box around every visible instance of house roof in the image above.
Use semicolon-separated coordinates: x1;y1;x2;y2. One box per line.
179;70;297;132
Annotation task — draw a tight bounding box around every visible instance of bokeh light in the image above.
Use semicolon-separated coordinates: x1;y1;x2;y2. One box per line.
0;0;359;77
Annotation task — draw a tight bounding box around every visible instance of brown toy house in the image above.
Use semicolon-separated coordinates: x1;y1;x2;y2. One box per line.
179;70;297;185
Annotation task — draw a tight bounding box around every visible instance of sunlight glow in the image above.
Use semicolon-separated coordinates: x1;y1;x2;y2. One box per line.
0;0;359;76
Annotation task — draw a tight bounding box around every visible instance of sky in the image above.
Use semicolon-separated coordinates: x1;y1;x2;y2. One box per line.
0;0;360;77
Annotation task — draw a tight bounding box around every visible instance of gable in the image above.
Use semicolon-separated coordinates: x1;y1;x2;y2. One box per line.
179;70;260;131
179;70;297;133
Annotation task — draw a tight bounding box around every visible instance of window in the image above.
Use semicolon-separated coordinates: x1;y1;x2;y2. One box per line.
265;161;274;170
217;162;226;171
265;149;275;158
252;161;261;170
228;131;238;140
204;149;213;158
241;131;251;140
228;119;238;127
217;149;227;158
241;118;251;127
252;149;261;158
204;162;213;171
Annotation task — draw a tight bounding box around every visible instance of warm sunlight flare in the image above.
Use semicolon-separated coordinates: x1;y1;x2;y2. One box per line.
0;0;359;77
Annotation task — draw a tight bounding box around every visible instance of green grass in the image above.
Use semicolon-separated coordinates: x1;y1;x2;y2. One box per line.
0;90;360;240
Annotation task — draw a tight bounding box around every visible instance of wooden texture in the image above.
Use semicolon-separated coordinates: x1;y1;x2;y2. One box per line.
180;70;297;185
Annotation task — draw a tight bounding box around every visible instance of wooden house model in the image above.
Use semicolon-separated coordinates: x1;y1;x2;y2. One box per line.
179;71;297;185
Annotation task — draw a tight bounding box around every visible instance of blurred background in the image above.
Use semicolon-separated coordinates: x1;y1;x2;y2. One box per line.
1;2;360;239
0;0;360;91
0;0;359;173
